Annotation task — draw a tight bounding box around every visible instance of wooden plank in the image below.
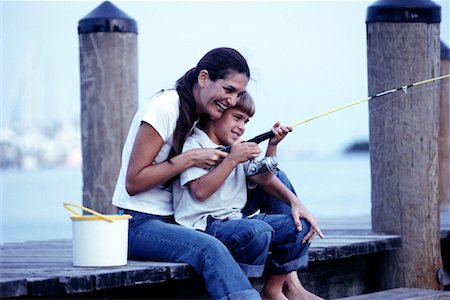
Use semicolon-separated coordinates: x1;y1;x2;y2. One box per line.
309;234;401;262
0;278;27;298
337;287;450;299
0;242;196;297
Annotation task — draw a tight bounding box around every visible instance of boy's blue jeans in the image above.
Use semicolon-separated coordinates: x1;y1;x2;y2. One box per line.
205;214;310;277
244;169;294;217
124;210;261;300
206;169;310;276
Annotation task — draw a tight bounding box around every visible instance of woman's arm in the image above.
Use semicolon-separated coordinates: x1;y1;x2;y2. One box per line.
188;142;261;201
126;122;227;196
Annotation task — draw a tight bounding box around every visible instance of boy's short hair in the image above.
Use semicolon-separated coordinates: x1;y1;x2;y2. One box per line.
234;92;255;117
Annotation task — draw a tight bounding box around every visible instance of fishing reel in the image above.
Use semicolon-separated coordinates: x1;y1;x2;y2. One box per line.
245;156;278;176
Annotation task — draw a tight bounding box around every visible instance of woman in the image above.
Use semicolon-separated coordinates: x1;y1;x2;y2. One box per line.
113;47;261;299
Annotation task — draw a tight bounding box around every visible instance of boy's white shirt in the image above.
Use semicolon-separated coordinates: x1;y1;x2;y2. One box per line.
173;127;250;231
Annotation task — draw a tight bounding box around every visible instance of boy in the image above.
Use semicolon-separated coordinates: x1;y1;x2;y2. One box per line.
173;93;323;300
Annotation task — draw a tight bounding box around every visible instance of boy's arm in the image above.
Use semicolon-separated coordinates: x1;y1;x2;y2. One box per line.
249;173;324;241
188;142;260;202
188;155;239;202
249;173;297;207
265;122;292;157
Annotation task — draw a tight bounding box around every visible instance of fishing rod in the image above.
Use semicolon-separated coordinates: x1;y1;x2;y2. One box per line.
221;73;450;153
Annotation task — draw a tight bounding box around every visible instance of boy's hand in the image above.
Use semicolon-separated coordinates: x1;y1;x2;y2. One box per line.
290;201;324;243
229;142;261;164
269;121;293;146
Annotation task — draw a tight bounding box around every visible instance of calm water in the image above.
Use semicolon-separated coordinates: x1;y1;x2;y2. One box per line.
0;154;371;244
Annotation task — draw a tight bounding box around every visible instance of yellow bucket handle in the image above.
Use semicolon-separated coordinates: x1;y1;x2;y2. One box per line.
63;202;115;223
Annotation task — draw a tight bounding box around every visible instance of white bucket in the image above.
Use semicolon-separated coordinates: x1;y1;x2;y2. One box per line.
64;202;132;267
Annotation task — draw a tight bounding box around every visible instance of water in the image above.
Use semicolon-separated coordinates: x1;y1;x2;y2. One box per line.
1;167;83;244
0;154;371;244
279;154;371;218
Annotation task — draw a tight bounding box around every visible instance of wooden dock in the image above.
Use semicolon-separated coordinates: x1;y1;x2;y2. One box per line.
1;213;449;299
0;227;400;299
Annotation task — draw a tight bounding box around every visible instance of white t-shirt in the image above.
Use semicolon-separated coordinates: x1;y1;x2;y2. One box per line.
173;127;249;231
112;90;180;216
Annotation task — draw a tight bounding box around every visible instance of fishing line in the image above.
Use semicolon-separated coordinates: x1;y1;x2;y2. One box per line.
221;73;450;153
369;80;450;115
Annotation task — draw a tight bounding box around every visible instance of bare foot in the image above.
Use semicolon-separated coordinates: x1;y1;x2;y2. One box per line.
261;288;289;300
283;272;323;300
285;288;323;300
262;274;289;300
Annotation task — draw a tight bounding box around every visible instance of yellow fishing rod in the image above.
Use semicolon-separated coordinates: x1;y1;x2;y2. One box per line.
222;73;450;153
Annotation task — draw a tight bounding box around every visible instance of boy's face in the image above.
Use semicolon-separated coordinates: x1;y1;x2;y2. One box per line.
212;108;250;146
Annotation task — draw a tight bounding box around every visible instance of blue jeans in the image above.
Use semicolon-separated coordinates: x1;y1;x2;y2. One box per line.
243;169;311;273
244;169;294;217
205;216;273;277
206;214;310;276
123;210;261;300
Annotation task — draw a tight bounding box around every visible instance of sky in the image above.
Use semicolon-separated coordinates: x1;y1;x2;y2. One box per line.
2;0;450;157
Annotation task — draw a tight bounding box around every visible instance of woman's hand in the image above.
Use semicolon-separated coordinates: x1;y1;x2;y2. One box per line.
188;142;260;202
188;148;228;169
269;121;293;147
290;202;324;244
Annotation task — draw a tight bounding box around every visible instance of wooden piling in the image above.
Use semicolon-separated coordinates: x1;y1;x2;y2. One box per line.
366;0;442;290
440;41;450;207
78;1;138;214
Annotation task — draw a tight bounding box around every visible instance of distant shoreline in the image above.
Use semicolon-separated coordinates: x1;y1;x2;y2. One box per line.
344;140;369;154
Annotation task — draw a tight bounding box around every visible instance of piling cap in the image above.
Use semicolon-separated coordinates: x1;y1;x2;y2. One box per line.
78;1;137;34
366;0;441;23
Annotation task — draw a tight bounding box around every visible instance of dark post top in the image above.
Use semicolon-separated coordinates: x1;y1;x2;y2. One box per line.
366;0;441;23
78;1;137;34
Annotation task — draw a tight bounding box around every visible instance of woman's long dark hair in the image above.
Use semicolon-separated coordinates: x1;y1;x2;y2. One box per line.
168;47;251;161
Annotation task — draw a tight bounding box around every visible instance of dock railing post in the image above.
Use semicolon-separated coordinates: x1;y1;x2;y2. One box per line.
78;1;138;214
366;0;442;290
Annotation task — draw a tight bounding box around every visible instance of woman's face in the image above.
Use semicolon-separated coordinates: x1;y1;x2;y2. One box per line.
196;71;249;120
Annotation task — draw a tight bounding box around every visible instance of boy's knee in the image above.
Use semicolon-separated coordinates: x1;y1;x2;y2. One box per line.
234;221;273;252
301;218;311;231
250;227;273;249
295;218;311;240
237;226;273;263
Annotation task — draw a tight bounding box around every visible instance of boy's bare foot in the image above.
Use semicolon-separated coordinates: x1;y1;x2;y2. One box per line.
261;274;289;300
284;288;323;300
261;289;289;300
283;272;323;300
